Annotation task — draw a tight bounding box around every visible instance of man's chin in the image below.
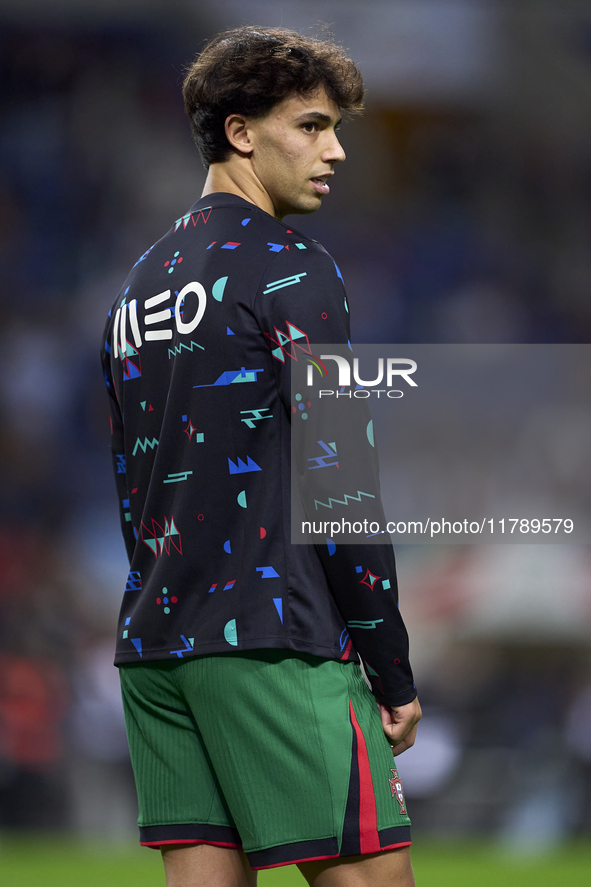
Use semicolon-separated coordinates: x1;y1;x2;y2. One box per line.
280;197;323;218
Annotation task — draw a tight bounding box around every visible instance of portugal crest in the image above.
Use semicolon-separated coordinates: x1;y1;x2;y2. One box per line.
389;768;407;815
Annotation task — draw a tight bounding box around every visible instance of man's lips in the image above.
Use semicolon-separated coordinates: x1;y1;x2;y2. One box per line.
311;175;332;195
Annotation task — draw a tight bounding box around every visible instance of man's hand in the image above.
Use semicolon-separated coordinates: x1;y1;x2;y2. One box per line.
378;697;422;756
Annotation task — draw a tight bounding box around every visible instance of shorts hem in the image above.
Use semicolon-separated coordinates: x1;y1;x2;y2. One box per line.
247;829;411;870
248;836;338;869
139;823;242;849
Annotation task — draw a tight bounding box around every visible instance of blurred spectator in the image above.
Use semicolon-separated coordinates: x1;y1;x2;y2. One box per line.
0;653;69;829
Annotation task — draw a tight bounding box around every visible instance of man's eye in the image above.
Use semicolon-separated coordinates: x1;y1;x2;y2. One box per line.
302;123;317;133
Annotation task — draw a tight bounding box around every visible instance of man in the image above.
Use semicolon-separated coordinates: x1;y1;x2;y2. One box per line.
101;26;421;887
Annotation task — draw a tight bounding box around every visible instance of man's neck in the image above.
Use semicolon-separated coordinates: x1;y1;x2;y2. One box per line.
202;160;279;219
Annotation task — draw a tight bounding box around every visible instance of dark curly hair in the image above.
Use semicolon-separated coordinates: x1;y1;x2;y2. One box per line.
182;26;365;168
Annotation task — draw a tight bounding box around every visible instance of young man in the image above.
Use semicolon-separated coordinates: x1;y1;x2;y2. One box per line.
101;26;421;887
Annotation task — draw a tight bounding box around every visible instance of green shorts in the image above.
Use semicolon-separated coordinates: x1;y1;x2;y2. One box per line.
119;651;411;870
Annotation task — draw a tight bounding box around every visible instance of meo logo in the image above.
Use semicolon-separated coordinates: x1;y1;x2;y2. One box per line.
113;281;207;356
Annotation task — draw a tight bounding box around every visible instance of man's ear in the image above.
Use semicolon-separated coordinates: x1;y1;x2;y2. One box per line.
225;114;254;156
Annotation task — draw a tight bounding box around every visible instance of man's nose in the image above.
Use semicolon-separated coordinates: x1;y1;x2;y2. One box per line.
323;132;346;164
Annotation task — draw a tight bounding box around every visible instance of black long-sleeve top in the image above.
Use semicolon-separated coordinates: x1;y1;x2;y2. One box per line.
100;192;416;707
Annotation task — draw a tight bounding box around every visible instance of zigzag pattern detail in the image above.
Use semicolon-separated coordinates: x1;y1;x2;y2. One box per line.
314;490;376;510
167;340;205;359
174;207;213;231
133;437;159;456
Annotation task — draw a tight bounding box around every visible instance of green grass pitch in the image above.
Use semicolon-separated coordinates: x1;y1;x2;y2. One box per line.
0;836;590;885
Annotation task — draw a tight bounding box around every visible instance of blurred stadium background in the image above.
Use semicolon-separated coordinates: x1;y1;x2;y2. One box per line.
0;0;590;882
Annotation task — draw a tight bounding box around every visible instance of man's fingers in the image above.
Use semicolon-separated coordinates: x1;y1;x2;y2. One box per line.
388;722;419;756
386;719;412;743
378;698;422;755
385;718;416;746
389;735;414;756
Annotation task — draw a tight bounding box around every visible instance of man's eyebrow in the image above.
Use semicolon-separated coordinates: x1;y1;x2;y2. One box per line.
295;111;342;127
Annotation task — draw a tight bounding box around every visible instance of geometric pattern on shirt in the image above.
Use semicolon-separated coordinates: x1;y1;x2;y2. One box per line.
314;490;376;510
359;568;381;590
265;321;313;363
140;516;182;557
193;367;264;387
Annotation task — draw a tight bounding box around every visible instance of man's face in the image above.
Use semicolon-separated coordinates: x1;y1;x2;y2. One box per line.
246;88;346;220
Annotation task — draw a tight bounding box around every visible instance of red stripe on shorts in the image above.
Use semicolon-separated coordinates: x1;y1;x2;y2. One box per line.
348;699;381;854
